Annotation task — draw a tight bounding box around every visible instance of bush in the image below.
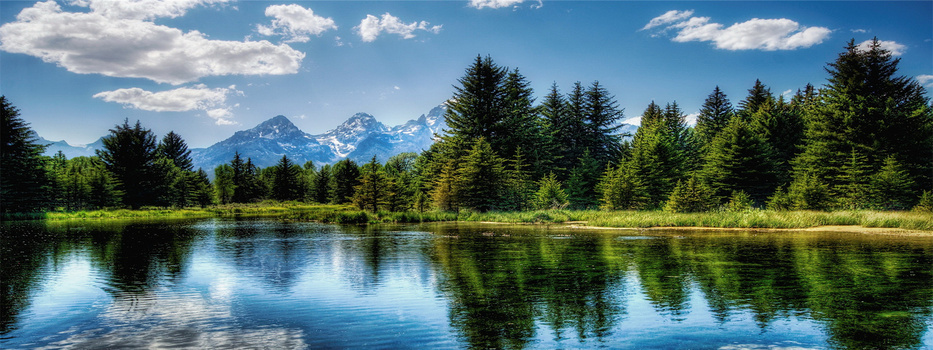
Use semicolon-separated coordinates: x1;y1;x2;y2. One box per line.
914;190;933;213
726;190;754;212
664;177;715;213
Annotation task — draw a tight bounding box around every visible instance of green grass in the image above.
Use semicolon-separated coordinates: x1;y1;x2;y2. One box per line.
12;203;932;231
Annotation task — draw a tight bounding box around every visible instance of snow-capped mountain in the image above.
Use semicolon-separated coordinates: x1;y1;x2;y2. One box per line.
35;131;104;158
190;115;335;172
190;105;448;173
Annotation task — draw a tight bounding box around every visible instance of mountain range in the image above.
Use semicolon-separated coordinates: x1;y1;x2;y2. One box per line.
39;104;638;174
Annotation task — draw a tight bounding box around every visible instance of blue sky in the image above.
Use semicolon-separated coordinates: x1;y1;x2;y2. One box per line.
1;0;931;148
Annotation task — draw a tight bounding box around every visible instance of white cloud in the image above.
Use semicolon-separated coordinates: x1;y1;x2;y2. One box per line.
469;0;526;9
857;39;907;56
917;74;933;88
69;0;232;20
684;112;699;126
644;10;831;51
0;1;305;84
93;84;241;125
256;4;337;43
642;10;694;30
355;13;442;42
622;116;642;126
851;28;868;33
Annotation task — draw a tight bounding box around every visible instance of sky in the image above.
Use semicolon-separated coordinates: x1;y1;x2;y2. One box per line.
1;0;931;148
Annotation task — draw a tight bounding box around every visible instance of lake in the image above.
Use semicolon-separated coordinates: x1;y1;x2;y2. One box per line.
2;218;932;349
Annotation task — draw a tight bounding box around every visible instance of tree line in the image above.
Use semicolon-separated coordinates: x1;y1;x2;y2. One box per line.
2;39;931;214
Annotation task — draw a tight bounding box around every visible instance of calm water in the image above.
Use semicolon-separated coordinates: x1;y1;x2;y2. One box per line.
2;219;932;349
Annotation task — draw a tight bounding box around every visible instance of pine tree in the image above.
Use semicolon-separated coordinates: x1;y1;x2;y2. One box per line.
431;160;460;212
158;131;193;171
97;119;161;209
311;164;333;204
1;96;51;213
695;86;734;151
664;176;715;213
792;39;933;195
458;138;505;211
702;115;778;205
353;156;394;211
502;147;533;211
499;68;539;160
599;164;643;210
533;173;569;210
868;156;915;210
737;79;774;120
190;169;214;207
835;147;872;209
750;97;804;186
272;155;302;201
624;102;684;208
540;82;570;177
565;150;602;209
583;81;624;165
331;159;361;204
443;55;507;147
214;164;234;204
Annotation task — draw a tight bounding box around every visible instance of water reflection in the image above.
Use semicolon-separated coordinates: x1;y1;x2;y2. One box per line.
1;220;931;349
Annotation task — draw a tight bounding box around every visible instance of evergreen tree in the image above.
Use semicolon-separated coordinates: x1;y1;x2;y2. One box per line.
792;38;933;195
458;138;505;211
750;97;804;186
737;79;774;120
502;147;534;211
311;164;333;204
385;152;418;210
443;55;507;147
96;119;161;209
599;164;643;210
353;156;394;211
914;191;933;213
431;160;461;212
562;81;589;176
664;176;715;213
867;156;915;210
565;150;601;209
624;103;683;208
1;96;51;213
499;68;539;160
157;131;193;171
835;147;872;209
533;173;569;210
331;159;361;204
540;83;570;176
190;169;214;207
583;81;624;165
272;155;303;201
695;86;734;151
214;164;234;204
701;115;778;205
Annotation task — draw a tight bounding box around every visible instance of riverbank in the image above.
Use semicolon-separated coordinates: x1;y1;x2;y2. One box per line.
9;202;931;233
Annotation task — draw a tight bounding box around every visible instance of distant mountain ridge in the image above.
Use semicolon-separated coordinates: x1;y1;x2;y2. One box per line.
189;104;449;173
34;131;104;158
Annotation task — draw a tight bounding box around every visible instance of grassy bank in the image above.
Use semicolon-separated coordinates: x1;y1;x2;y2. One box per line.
12;203;933;231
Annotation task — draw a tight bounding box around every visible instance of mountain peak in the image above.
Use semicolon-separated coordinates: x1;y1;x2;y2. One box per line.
257;115;295;128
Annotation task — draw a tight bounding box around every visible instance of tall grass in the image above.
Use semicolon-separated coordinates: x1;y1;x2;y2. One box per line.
19;202;933;231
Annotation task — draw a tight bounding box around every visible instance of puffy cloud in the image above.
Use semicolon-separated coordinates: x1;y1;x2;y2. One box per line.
68;0;232;20
917;74;933;88
0;1;304;84
355;13;442;42
256;4;337;43
642;10;694;30
93;84;241;125
469;0;527;9
644;10;831;51
857;39;907;56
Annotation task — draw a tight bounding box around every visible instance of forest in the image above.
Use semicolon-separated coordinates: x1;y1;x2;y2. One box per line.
2;39;932;216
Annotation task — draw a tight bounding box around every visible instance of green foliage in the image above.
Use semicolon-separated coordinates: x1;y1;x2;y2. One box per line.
501;147;534;211
352;156;394;211
331;159;361;204
458;138;505;212
726;190;754;212
835;147;872;209
625;117;679;208
533;172;569;210
1;96;51;213
664;176;715;213
868;156;916;210
792;38;933;195
695;86;734;152
701;115;777;205
913;191;933;213
157;131;193;171
214;164;234;204
271;155;304;201
97;119;163;209
782;173;834;211
599;164;643;210
443;55;508;147
565;150;602;209
737;79;774;120
311;164;332;204
229;152;264;203
431;160;460;212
